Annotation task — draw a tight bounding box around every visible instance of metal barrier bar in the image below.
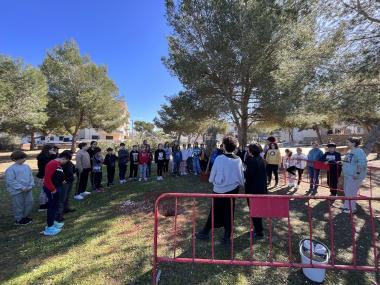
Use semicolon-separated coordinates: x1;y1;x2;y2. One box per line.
152;193;380;284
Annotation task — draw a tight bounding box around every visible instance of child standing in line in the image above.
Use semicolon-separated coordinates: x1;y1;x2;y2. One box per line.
321;143;342;196
43;151;72;236
92;147;104;191
172;145;182;176
129;145;139;181
118;143;129;184
5;151;35;225
146;145;153;178
59;150;76;214
192;142;202;175
104;148;117;187
163;142;171;175
284;149;296;188
36;145;56;211
138;145;150;182
186;144;193;174
180;144;189;175
155;144;166;180
199;143;209;172
265;143;282;187
292;147;308;190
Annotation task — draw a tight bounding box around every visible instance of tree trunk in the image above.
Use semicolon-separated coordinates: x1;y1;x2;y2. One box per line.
194;133;200;142
30;131;35;150
363;123;380;156
177;132;182;143
71;132;77;153
314;125;323;145
237;118;248;146
288;128;294;143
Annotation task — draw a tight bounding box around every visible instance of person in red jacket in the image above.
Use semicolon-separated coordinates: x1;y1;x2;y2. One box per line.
42;151;72;236
138;145;150;182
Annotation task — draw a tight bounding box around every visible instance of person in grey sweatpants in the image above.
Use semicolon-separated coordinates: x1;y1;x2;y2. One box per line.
5;151;35;225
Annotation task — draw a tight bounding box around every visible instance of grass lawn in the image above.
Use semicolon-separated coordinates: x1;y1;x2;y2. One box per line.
0;166;379;285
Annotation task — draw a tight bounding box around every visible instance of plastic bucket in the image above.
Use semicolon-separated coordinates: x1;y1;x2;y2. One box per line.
299;239;330;283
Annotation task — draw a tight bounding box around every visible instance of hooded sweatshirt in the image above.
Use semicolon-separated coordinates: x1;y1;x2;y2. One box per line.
307;148;324;167
342;147;367;180
5;163;35;196
118;149;129;166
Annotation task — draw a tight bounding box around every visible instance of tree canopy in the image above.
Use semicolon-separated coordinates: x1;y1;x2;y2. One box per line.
41;40;128;151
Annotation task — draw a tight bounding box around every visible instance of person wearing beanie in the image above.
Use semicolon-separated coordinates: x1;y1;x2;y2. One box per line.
321;142;342;196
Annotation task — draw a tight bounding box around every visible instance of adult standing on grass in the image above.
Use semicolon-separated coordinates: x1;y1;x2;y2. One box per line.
321;142;342;196
74;142;92;200
244;144;267;239
307;142;324;192
5;151;35;225
43;151;72;236
341;137;368;214
87;141;98;191
196;136;245;244
118;143;129;184
36;145;57;211
265;143;282;188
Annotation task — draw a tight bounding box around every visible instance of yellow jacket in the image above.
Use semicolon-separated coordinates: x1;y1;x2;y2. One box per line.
265;149;282;165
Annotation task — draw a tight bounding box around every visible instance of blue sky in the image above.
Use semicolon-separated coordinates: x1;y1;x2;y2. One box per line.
0;0;182;122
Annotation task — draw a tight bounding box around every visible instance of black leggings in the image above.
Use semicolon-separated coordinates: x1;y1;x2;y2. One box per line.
157;161;164;176
296;168;304;185
129;164;138;178
163;159;169;173
266;164;279;184
203;187;240;234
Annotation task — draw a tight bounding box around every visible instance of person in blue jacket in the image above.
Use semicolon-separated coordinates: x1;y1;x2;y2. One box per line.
307;141;324;192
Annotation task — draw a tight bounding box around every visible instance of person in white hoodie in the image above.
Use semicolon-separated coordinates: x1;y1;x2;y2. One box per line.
292;147;308;190
341;137;368;214
196;136;244;245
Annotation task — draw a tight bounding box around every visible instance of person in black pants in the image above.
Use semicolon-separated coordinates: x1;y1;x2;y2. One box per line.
129;145;139;180
321;143;342;196
155;143;166;180
58;151;76;221
245;143;267;239
87;141;98;191
104;148;117;187
118;143;129;184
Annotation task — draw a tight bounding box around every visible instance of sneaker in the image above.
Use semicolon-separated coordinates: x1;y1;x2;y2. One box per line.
54;221;64;229
157;177;160;181
144;178;148;182
43;225;62;236
15;217;32;226
38;204;48;212
81;191;91;196
138;178;142;182
160;176;164;180
74;194;84;200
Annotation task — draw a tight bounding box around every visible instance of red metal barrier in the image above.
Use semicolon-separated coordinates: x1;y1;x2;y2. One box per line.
152;193;380;284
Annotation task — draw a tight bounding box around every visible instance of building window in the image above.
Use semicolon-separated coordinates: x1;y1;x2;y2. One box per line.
106;136;113;140
91;135;99;140
59;136;64;141
40;136;45;141
124;136;127;140
50;136;54;141
327;129;333;135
